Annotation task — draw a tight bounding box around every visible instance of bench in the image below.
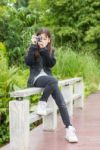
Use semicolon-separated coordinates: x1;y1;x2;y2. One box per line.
9;77;84;150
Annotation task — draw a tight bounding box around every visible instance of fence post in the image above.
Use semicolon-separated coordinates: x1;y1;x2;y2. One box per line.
73;80;84;108
9;99;29;150
61;85;73;117
43;96;57;131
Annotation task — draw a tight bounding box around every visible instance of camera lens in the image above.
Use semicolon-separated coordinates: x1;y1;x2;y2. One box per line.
36;36;42;42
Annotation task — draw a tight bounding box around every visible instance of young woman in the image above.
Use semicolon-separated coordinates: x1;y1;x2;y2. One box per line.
25;28;78;143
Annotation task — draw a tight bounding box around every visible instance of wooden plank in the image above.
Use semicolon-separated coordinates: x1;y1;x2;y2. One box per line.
10;87;43;98
59;77;82;86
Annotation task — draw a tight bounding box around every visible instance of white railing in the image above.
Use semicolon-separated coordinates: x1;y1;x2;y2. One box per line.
9;77;84;150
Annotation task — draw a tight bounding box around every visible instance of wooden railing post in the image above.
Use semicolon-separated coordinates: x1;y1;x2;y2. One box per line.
9;99;29;150
61;85;73;117
73;80;84;108
43;96;57;131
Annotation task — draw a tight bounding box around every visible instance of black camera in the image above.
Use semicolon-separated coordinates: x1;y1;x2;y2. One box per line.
35;36;42;42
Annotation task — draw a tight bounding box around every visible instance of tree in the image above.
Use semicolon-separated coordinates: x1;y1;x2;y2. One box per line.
0;1;40;66
41;0;100;56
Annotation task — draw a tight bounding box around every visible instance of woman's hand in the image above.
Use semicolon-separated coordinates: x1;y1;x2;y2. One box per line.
31;35;37;45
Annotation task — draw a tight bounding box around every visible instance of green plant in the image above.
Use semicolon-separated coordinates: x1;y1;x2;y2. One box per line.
53;47;100;95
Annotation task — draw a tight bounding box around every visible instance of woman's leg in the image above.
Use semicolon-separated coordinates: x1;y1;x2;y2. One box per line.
51;83;71;128
34;75;78;142
34;75;71;127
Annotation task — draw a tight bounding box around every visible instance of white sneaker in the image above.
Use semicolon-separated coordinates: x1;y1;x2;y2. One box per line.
65;126;78;143
36;101;47;116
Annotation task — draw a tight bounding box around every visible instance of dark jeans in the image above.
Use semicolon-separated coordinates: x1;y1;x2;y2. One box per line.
34;75;71;128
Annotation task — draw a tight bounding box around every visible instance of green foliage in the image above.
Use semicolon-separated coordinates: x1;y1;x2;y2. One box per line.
15;0;28;8
53;47;100;95
0;43;18;97
84;25;100;56
0;0;100;66
0;47;11;146
0;4;40;66
42;0;100;56
0;105;9;146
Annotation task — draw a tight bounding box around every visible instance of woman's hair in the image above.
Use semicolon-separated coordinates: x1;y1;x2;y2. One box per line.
36;28;52;54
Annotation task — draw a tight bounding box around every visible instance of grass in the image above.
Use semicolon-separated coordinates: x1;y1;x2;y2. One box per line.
53;47;100;96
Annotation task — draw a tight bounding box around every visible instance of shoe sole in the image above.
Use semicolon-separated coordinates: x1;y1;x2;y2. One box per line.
65;137;78;143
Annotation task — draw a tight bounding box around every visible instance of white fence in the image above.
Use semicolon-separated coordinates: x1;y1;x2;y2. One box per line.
9;77;84;150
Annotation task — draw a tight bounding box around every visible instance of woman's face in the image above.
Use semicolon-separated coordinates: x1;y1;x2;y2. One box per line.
37;33;50;48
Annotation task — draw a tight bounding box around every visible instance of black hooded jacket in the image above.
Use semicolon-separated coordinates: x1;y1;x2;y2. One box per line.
25;44;56;87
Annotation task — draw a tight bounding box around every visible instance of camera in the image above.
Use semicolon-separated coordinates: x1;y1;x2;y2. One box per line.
35;36;42;42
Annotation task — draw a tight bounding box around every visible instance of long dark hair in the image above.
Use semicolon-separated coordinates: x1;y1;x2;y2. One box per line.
36;28;52;54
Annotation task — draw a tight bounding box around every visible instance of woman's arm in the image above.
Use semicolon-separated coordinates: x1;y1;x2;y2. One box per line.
40;48;56;68
25;44;37;66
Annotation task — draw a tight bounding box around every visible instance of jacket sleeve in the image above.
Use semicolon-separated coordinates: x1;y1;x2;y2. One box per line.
25;44;37;66
40;48;56;68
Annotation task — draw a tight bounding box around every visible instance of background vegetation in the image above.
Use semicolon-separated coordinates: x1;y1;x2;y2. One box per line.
0;0;100;146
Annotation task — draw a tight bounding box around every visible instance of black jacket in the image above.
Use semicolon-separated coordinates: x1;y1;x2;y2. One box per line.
25;44;56;87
